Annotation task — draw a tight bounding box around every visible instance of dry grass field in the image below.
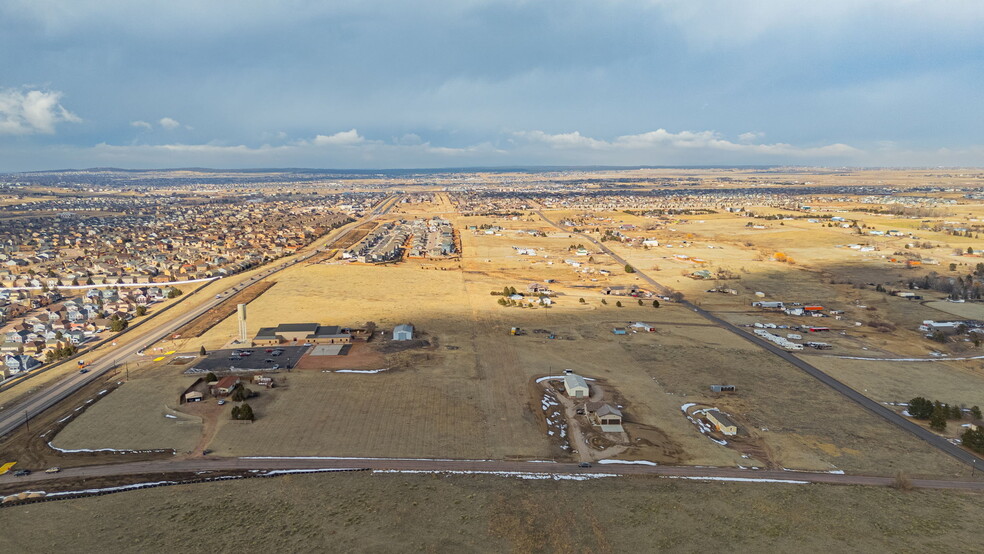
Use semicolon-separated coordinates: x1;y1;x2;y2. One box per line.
51;374;202;453
3;472;984;553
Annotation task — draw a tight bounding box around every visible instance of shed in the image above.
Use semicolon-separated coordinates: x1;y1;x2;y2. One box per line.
184;391;204;402
612;327;628;335
710;384;736;393
393;324;414;341
705;411;738;436
563;372;589;399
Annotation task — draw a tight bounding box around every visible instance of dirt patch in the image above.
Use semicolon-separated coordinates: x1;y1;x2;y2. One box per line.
173;280;276;338
292;341;387;370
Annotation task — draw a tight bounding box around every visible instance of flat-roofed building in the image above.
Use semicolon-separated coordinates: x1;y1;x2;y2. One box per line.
252;323;352;346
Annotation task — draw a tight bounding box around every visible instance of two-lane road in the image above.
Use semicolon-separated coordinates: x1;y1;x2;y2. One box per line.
536;210;984;472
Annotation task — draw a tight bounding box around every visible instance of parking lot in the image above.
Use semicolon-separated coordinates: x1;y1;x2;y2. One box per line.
190;346;309;372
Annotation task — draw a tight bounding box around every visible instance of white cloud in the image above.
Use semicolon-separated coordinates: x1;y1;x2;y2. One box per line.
311;128;366;146
739;131;764;143
0;88;81;135
130;120;152;130
158;117;181;130
517;128;861;159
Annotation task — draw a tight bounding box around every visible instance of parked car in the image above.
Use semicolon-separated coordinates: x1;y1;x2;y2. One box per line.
217;400;226;406
13;469;31;476
45;467;61;474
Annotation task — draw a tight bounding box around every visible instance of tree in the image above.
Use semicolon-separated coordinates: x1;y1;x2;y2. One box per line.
962;427;984;454
908;397;934;419
135;305;147;316
930;403;948;431
971;405;982;419
930;330;947;344
949;263;957;271
601;299;607;305
231;385;247;402
579;298;585;304
110;317;128;332
204;372;218;383
502;286;511;296
200;345;208;356
652;300;660;308
638;299;644;306
615;301;622;307
624;264;635;273
85;277;94;285
232;402;255;421
969;246;975;255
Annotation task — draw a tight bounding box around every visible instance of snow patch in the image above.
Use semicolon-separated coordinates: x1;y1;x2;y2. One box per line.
335;368;390;374
598;459;658;466
372;469;618;481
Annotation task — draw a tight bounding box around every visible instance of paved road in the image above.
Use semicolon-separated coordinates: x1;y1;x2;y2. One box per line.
0;195;400;439
5;455;984;492
536;210;984;472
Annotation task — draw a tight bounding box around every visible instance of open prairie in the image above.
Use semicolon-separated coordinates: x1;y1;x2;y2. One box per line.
3;472;984;553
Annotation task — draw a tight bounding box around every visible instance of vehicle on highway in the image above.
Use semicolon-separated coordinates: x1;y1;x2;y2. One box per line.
79;368;89;374
271;364;280;370
578;462;592;468
13;469;31;476
264;358;274;363
303;343;312;346
45;467;61;473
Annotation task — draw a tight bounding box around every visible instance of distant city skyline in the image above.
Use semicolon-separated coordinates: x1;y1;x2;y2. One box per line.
1;0;982;171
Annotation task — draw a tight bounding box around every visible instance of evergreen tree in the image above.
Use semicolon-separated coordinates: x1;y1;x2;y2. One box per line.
930;403;948;431
616;301;623;307
200;345;207;356
971;406;982;419
653;300;660;308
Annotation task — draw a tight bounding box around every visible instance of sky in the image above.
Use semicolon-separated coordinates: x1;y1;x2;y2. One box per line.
1;0;983;171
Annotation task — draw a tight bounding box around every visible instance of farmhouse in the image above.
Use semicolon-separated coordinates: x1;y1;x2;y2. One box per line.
252;323;352;346
563;372;589;399
705;411;738;436
393;324;414;341
586;402;624;432
212;376;241;396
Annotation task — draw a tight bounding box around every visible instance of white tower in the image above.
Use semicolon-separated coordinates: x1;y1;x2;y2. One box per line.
237;303;247;343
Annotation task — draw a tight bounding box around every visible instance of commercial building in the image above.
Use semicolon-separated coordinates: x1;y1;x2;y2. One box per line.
252;323;352;346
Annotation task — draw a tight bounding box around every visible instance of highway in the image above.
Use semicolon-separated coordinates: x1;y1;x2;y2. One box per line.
536;210;984;472
0;195;399;439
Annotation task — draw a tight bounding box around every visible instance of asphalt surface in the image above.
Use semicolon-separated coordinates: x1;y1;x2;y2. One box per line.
5;455;984;492
536;210;984;472
0;195;399;439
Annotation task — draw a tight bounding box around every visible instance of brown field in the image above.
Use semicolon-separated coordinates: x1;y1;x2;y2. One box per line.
3;472;984;553
172;280;276;338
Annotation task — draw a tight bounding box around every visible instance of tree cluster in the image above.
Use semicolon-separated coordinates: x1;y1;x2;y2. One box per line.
231;403;255;421
907;397;979;431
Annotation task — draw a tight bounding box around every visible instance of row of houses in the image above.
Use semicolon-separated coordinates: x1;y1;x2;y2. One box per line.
0;194;350;288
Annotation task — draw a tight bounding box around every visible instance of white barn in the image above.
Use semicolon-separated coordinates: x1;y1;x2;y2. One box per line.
393;324;414;341
563;372;589;399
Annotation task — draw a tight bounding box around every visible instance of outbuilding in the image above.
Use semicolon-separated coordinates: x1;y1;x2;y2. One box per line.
184;391;204;402
705;411;738;436
393;324;414;341
563;372;589;399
